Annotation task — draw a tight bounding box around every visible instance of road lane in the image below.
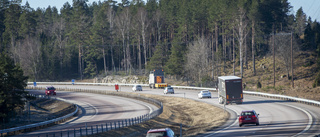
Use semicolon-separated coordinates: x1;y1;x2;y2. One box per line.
13;89;158;137
28;85;320;136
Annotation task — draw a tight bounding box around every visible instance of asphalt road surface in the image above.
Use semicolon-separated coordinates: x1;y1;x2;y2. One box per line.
13;89;158;137
25;84;320;137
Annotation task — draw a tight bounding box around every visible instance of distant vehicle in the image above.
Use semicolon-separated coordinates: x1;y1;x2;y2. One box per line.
198;90;212;99
164;87;174;94
217;76;243;105
149;69;168;89
132;85;143;92
239;110;259;127
146;128;175;137
45;86;56;96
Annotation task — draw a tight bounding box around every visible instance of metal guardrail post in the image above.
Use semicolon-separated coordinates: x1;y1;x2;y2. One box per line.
106;123;108;131
80;127;82;136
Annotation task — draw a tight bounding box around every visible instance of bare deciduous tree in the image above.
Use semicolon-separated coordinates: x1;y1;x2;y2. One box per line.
115;7;131;73
274;32;298;79
185;37;211;83
234;7;249;78
17;36;41;81
137;7;150;73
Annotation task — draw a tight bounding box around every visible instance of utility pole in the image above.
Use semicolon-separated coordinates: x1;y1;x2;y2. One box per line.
291;32;294;87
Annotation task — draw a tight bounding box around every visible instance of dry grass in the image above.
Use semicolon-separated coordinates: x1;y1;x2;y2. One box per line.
221;51;320;101
89;93;229;137
2;99;73;129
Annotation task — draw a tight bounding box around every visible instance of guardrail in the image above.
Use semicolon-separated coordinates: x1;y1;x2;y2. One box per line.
27;82;320;107
19;82;320;136
0;94;78;136
1;86;163;137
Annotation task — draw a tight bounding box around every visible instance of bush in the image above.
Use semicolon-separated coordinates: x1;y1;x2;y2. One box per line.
313;72;320;88
257;81;262;88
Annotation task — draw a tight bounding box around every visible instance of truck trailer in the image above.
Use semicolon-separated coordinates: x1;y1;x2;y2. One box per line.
149;69;168;89
218;76;243;105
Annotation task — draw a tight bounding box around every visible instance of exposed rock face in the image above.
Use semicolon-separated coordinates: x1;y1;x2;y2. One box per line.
94;75;147;84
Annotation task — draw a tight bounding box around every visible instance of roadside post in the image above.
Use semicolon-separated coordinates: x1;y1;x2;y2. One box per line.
33;82;37;87
72;79;75;85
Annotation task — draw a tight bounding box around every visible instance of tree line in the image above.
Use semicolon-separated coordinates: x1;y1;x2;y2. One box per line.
0;0;319;85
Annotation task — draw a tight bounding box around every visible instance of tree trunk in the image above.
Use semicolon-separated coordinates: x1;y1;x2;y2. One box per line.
78;44;82;80
215;22;218;53
138;35;142;75
233;28;235;75
103;47;107;76
252;20;256;75
245;31;247;69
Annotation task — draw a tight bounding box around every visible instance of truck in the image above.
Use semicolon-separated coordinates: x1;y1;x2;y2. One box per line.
149;69;168;89
217;76;243;105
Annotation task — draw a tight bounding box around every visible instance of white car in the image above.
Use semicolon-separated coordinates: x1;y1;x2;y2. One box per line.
198;90;211;99
164;87;174;94
132;85;143;92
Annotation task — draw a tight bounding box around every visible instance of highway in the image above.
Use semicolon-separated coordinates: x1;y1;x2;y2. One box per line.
25;84;320;136
13;89;158;137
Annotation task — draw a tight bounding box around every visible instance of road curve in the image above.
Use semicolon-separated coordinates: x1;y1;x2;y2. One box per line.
33;84;320;137
14;89;158;137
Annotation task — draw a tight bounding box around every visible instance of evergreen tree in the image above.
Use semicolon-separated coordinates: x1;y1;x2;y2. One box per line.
0;53;28;123
165;39;186;77
147;43;167;70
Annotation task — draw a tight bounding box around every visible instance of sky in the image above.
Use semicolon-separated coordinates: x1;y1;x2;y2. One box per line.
21;0;320;21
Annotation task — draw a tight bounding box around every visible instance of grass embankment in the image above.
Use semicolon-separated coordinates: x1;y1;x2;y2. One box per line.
89;93;228;137
2;99;74;130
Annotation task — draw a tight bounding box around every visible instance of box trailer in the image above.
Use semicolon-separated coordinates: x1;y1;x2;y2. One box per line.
218;76;243;105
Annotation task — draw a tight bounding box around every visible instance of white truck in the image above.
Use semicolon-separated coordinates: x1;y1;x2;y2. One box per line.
218;76;243;105
149;69;168;89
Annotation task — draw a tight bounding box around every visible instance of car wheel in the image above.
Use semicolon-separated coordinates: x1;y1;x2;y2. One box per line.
256;122;259;126
239;124;242;127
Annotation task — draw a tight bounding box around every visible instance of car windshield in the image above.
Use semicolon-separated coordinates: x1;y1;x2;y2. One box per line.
47;87;55;90
241;112;254;116
136;85;141;87
167;87;173;89
202;91;209;93
147;131;167;137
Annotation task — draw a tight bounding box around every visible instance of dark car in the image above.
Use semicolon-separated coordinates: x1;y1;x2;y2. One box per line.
146;128;175;137
239;110;259;127
45;86;56;96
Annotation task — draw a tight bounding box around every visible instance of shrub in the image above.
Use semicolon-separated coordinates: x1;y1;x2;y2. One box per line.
313;72;320;88
257;81;262;88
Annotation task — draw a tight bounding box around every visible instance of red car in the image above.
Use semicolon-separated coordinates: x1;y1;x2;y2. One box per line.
45;86;56;96
146;128;175;137
239;110;259;127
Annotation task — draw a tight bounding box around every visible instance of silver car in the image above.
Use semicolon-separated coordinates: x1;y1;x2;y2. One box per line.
198;90;211;99
132;85;142;92
164;87;174;94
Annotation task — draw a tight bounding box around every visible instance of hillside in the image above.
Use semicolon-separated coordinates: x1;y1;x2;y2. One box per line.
239;51;320;101
92;51;320;102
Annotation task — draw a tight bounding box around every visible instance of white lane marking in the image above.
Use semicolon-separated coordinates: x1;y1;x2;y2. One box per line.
128;98;154;114
281;103;313;137
203;107;239;137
